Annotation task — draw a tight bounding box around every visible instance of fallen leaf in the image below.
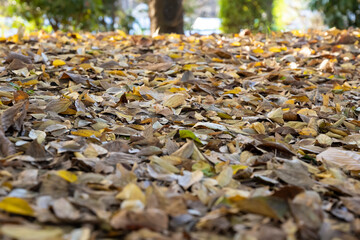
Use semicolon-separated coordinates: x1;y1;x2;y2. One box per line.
231;196;288;220
0;225;63;240
45;98;72;113
71;129;103;138
163;94;186;108
179;129;202;144
55;170;77;183
52;59;66;67
267;108;284;124
178;170;203;189
316;148;360;171
223;87;242;95
110;208;168;231
116;183;146;204
0;197;34;216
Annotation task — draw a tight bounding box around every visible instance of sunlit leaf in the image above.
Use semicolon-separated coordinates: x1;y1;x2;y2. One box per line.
179;130;202;144
55;170;78;183
1;225;63;240
0;197;34;216
71;129;103;138
223;87;242;95
52;59;66;67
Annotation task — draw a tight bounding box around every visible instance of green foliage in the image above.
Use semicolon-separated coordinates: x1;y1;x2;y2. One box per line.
183;0;199;31
6;0;122;32
118;10;138;34
219;0;274;33
309;0;360;29
272;0;286;31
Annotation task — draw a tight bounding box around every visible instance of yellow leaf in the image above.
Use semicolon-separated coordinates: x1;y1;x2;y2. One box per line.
231;42;241;47
252;122;266;134
116;183;146;204
22;79;39;86
183;64;198;71
169;87;186;93
304;84;317;90
269;47;282;53
254;62;263;67
52;59;66;67
116;30;127;38
71;129;103;138
299;127;318;137
252;48;264;54
56;170;77;183
291;30;305;37
169;53;181;59
284;99;295;105
212;57;224;63
73;33;82;39
291;95;310;102
107;70;127;76
322;93;330;106
78;63;93;71
297;108;318;117
205;67;216;74
154;77;166;82
223;87;242;95
59;108;77;115
132;86;142;96
0;197;34;216
7;34;19;43
232;165;248;175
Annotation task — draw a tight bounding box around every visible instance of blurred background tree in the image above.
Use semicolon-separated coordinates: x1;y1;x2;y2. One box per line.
218;0;290;33
148;0;184;34
0;0;349;35
6;0;121;32
309;0;360;29
219;0;274;33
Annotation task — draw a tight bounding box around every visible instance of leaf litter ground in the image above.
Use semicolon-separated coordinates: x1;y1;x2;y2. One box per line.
1;29;360;239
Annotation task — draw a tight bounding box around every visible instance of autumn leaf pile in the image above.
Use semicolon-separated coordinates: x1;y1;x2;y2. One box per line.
1;29;360;239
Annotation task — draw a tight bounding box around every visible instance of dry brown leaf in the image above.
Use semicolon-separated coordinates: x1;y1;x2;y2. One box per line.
316;148;360;171
163;94;187;108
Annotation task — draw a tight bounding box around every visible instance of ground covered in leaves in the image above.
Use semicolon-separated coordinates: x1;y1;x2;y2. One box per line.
1;29;360;239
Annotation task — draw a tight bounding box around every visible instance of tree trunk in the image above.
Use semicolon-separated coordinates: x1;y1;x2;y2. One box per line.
149;0;184;34
265;0;273;28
